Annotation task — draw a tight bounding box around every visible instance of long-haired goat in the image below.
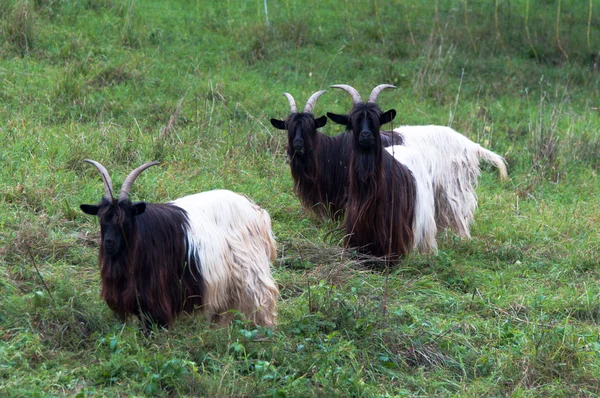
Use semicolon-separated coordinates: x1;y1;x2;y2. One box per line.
328;94;507;239
80;160;278;329
327;84;437;262
270;90;402;220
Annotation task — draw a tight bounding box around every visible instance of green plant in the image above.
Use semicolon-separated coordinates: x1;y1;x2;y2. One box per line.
3;0;37;55
0;0;599;395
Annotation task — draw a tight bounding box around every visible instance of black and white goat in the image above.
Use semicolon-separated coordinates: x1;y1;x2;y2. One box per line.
270;90;402;220
328;88;508;239
80;160;278;329
328;84;438;261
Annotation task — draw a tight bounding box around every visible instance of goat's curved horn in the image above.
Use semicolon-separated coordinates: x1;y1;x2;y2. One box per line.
117;161;160;202
282;92;298;113
303;90;327;113
367;84;397;103
331;84;362;104
84;159;114;202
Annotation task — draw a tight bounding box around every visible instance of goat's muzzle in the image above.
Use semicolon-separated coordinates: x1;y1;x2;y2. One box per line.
358;131;375;148
103;239;118;256
292;139;305;154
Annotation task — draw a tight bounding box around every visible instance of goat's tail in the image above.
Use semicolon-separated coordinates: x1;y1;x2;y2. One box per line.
476;146;508;181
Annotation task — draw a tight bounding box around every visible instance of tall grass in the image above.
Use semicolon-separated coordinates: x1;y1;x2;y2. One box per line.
0;0;599;396
1;0;37;56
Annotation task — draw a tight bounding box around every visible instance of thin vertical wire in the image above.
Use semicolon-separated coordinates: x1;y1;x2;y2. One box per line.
402;0;416;46
263;0;269;27
344;0;355;42
383;117;395;327
428;0;439;43
374;0;385;43
525;0;539;63
587;0;593;52
555;0;568;61
494;0;506;54
464;0;477;52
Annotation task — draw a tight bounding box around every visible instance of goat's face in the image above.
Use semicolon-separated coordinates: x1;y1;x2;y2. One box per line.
328;103;396;151
81;199;147;257
271;113;327;157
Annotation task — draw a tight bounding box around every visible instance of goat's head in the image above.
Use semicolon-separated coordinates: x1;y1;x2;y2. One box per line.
80;160;159;257
327;84;396;150
270;91;328;157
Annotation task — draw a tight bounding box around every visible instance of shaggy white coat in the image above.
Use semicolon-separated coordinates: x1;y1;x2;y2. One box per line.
394;125;508;238
172;190;278;327
385;145;438;254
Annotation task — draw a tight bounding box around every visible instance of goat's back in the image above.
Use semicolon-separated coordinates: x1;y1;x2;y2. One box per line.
394;125;506;180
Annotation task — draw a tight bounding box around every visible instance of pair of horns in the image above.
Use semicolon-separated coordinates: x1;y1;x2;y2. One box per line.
281;84;396;113
283;90;327;114
84;159;159;203
331;84;396;105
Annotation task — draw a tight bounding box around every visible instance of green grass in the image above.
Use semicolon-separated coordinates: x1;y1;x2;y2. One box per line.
1;0;599;396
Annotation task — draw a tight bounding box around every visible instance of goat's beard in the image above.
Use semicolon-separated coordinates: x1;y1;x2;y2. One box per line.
352;144;381;184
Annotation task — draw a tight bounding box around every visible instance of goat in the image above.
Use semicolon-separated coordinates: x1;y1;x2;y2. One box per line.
328;93;507;239
80;160;278;329
328;84;437;262
270;90;402;220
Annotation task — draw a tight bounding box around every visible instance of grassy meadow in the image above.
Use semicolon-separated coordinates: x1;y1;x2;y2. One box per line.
1;0;599;395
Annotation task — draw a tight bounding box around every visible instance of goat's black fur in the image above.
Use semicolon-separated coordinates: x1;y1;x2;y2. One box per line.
81;198;204;329
328;102;416;263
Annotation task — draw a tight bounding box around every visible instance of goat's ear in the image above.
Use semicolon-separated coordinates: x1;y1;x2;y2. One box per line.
327;112;349;126
380;109;397;125
132;202;147;216
314;115;327;129
80;204;99;216
270;118;286;130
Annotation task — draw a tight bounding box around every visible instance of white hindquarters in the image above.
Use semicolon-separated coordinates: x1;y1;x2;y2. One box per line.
173;190;279;326
394;125;507;238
